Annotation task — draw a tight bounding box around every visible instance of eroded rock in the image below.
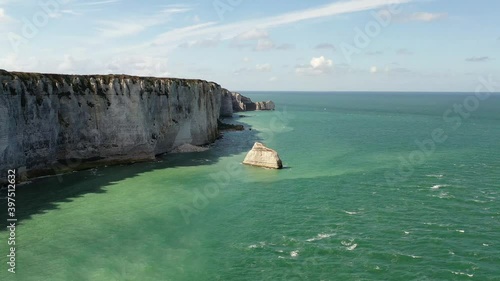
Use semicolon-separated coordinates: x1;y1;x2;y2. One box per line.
243;142;283;169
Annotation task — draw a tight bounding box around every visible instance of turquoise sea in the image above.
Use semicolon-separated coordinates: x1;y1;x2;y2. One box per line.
1;92;499;280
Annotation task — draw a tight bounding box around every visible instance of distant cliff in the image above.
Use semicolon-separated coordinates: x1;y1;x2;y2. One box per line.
231;92;275;112
0;70;275;182
220;91;275;117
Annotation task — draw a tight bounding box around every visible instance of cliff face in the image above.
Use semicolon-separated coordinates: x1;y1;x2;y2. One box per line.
0;70;223;179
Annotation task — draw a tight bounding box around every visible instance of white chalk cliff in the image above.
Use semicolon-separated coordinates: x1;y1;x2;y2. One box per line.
0;70;225;179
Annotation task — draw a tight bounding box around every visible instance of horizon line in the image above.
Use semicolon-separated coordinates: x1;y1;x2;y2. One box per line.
237;90;500;94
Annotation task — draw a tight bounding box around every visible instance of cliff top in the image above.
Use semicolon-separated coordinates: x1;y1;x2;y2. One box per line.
0;69;221;87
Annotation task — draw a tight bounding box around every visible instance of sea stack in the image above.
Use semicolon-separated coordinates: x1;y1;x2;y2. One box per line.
243;142;283;169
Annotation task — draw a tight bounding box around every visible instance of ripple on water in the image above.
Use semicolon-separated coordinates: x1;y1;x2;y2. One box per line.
451;271;474;278
431;184;449;190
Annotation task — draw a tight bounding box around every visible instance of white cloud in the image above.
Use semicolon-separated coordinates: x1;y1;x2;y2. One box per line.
43;9;82;19
296;56;333;75
233;63;273;74
151;22;217;46
105;56;171;77
179;37;220;48
15;53;171;77
235;29;269;41
370;66;378;73
242;57;251;62
256;63;272;72
96;21;146;38
0;53;39;71
311;56;333;69
161;6;191;14
404;12;447;22
254;39;275;51
152;0;411;47
95;7;191;38
255;0;411;29
230;31;293;51
269;76;277;82
0;7;11;23
58;55;73;72
233;67;252;75
58;55;86;73
61;9;81;16
75;0;121;6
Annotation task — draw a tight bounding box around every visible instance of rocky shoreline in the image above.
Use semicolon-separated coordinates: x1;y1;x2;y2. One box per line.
0;70;274;184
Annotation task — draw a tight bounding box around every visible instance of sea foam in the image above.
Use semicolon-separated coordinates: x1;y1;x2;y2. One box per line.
306;233;335;242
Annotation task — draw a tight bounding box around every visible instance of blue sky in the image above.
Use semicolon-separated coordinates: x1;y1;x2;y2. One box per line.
0;0;498;91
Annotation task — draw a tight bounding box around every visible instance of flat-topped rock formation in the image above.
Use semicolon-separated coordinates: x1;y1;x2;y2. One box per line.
243;142;283;169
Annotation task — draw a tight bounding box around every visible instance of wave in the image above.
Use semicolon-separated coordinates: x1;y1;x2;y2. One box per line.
451;271;474;278
306;233;335;242
398;253;422;259
431;184;449;190
426;174;444;178
346;244;357;251
341;239;358;251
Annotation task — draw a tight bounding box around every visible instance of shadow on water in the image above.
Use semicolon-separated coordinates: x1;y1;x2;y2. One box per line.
0;115;263;229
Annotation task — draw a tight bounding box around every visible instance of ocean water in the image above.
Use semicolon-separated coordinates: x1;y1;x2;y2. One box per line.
1;92;499;281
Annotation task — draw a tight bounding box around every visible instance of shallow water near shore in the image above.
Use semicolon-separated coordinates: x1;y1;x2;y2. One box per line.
1;92;500;280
